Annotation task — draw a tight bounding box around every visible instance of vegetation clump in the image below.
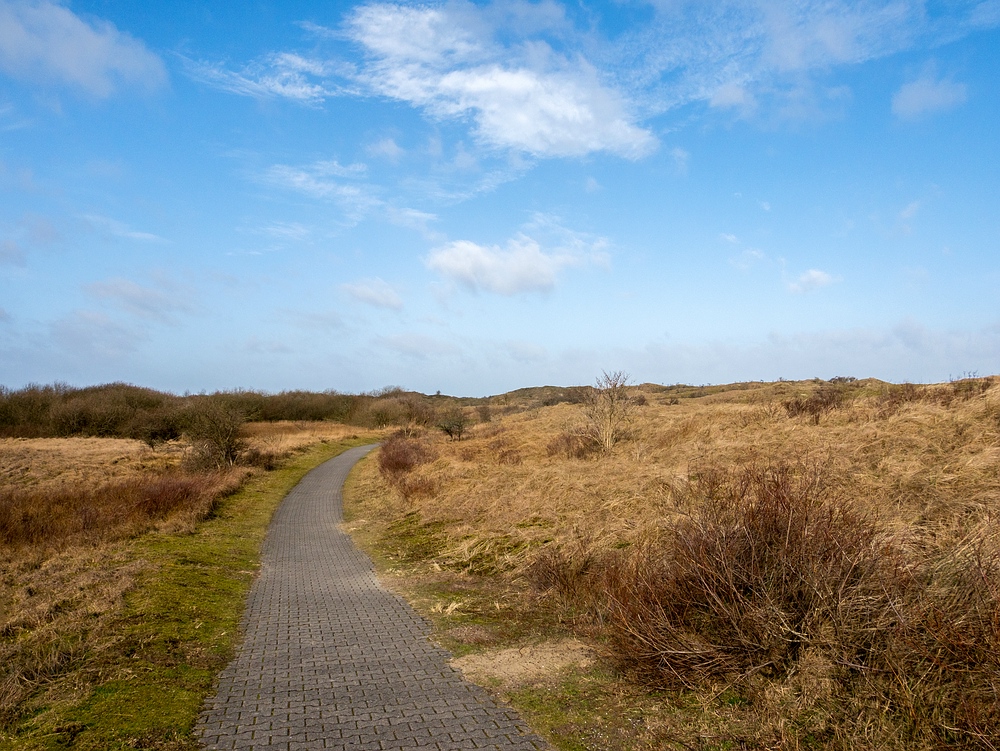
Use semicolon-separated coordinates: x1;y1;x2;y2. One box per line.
601;465;897;686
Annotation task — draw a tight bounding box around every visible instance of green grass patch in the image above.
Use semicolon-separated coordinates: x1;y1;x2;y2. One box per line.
380;512;449;563
1;437;374;751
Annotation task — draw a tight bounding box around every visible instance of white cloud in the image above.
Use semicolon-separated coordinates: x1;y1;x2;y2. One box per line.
426;237;563;295
264;160;379;220
426;218;608;296
899;200;921;221
345;3;656;159
182;52;344;103
259;221;311;241
85;277;192;322
244;337;293;355
368;137;405;161
670;147;689;174
787;268;839;293
504;339;547;363
342;277;403;310
710;82;756;113
625;0;993;123
425;214;609;295
82;214;165;242
386;206;443;240
0;99;31;129
0;306;10;322
892;70;967;119
0;0;166;97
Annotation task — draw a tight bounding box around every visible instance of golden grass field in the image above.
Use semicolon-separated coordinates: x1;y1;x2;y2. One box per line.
345;377;1000;750
357;379;1000;563
3;381;998;750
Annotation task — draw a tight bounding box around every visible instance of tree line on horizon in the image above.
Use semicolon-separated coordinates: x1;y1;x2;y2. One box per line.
0;381;602;444
0;382;452;443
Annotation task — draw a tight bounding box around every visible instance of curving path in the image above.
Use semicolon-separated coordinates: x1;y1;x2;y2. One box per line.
196;445;548;751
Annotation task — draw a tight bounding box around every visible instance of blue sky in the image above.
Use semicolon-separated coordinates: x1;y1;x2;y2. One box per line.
1;0;998;395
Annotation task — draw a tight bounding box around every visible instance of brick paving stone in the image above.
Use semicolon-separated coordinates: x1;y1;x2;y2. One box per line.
197;446;549;751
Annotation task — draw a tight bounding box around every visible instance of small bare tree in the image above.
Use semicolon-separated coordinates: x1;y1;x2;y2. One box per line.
185;396;253;467
584;370;634;452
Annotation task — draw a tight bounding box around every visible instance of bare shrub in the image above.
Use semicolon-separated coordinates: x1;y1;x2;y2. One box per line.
377;434;438;502
950;375;995;401
583;370;635;451
877;382;927;415
184;395;255;468
242;446;282;470
600;465;901;687
377;434;436;478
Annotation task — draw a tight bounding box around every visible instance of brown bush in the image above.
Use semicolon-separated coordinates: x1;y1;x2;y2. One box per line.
783;383;852;424
600;465;902;687
876;382;927;415
878;526;1000;744
0;473;227;549
527;541;599;606
950;375;995;401
597;465;1000;747
377;435;436;478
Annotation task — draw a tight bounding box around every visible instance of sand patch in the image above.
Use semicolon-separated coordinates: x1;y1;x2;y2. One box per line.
451;638;595;687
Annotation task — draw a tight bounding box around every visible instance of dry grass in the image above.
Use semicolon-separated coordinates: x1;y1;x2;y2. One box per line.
0;422;373;740
241;420;365;453
358;377;1000;749
0;437;183;492
0;545;148;728
0;436;238;730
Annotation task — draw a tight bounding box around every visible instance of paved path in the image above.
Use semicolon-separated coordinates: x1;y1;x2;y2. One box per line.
196;445;548;751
